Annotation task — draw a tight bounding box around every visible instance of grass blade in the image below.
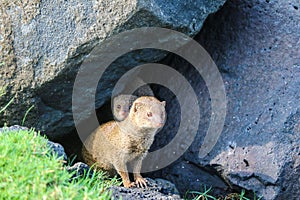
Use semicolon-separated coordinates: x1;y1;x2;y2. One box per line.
22;105;34;125
0;96;14;114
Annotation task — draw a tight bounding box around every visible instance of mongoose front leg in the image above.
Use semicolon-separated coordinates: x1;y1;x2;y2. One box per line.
119;171;135;188
133;158;147;188
115;162;135;188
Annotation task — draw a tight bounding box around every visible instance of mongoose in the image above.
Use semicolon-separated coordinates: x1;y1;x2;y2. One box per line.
112;78;154;121
82;96;166;188
112;94;138;121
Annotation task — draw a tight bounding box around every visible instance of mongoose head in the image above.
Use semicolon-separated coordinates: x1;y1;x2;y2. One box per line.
129;96;166;129
112;94;138;121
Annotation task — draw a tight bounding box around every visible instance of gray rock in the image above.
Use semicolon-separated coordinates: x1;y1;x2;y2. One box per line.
110;178;182;200
0;125;29;133
66;163;181;199
47;140;68;161
148;160;228;197
150;0;300;199
4;0;299;199
154;178;180;196
66;162;93;180
0;0;226;143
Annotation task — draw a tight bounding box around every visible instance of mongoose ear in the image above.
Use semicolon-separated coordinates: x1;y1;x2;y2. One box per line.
133;102;143;112
161;101;166;107
112;95;118;103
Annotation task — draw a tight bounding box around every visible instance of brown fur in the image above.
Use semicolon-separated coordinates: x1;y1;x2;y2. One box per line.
82;96;166;188
112;94;138;121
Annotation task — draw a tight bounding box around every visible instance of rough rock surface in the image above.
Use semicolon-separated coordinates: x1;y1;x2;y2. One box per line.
2;0;299;199
148;0;300;199
66;162;182;199
66;162;92;180
0;0;225;141
47;140;68;161
110;178;182;200
0;125;29;133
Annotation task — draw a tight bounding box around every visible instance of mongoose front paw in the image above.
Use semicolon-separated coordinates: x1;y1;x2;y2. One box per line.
123;181;136;188
135;177;148;188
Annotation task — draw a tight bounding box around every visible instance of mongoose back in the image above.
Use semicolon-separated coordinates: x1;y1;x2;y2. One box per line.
82;96;166;188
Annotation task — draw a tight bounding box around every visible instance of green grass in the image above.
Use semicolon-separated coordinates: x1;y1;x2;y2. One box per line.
0;86;15;114
0;128;120;200
21;105;35;126
186;185;262;200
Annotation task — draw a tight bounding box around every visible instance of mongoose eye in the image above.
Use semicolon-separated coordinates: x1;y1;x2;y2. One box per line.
117;105;121;109
147;112;153;117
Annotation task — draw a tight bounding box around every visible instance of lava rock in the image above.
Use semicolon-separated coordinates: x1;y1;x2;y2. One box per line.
47;140;68;161
110;178;182;200
0;0;226;145
0;125;29;133
149;0;300;199
66;162;93;180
